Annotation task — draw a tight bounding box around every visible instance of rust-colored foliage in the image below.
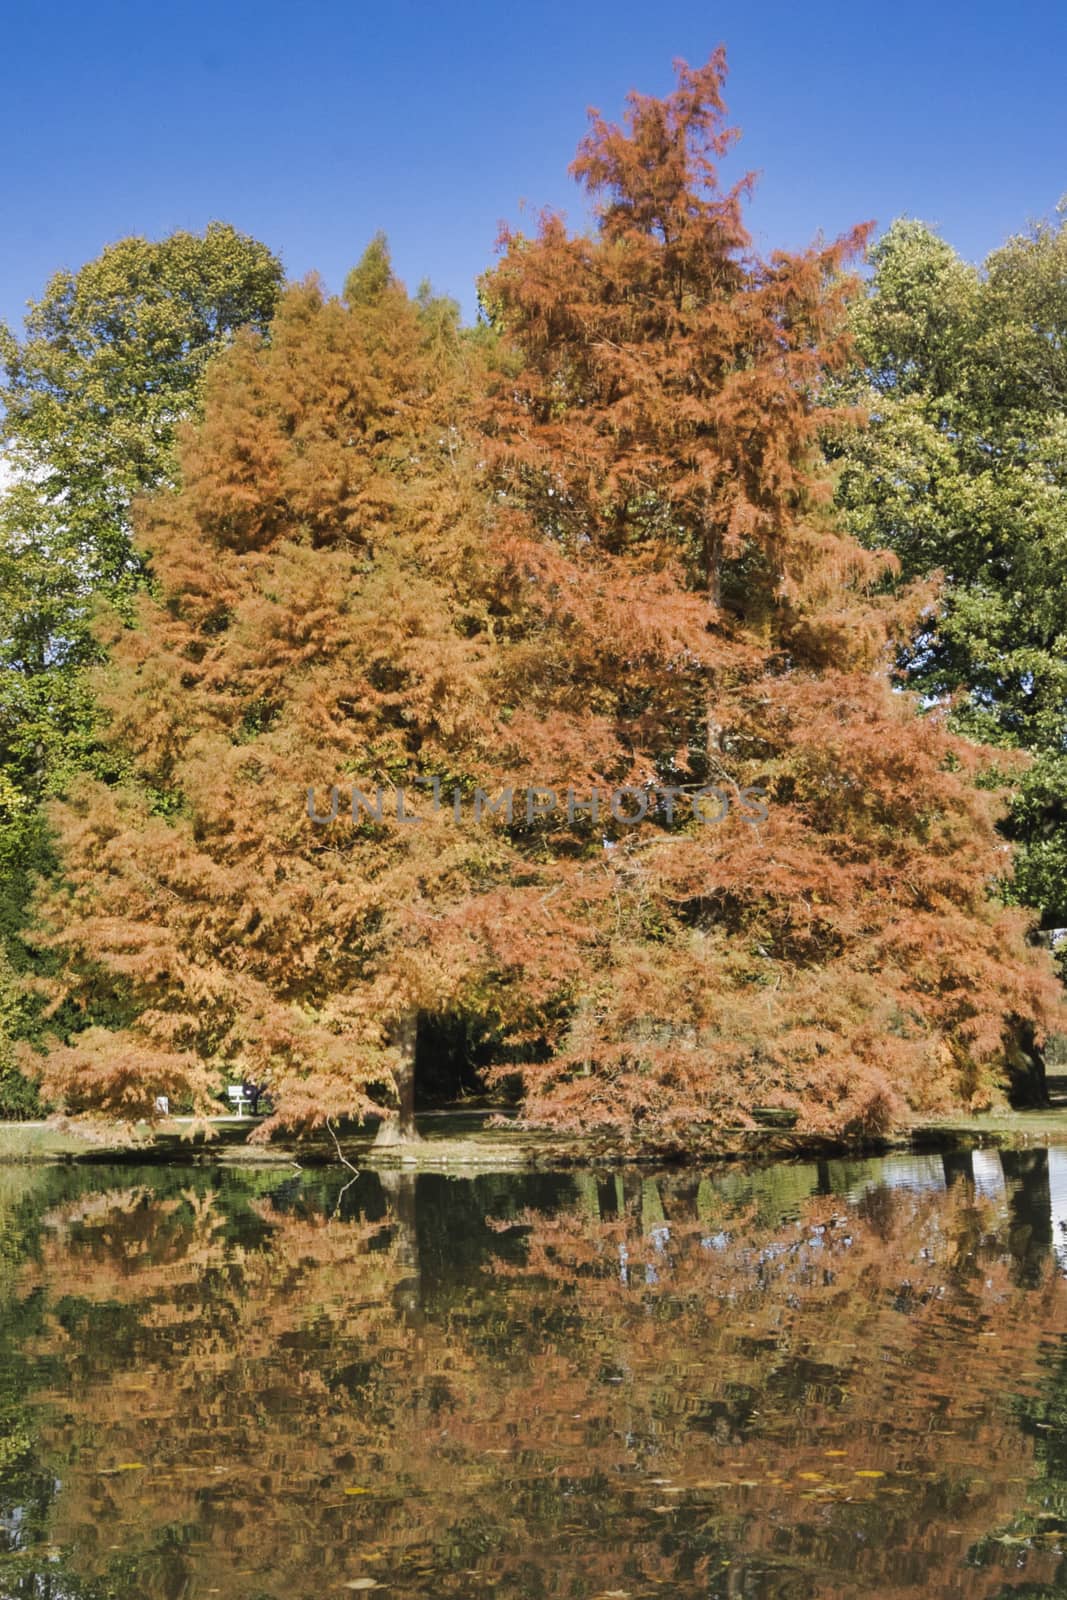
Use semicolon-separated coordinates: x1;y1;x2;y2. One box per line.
24;54;1063;1138
24;274;573;1133
476;50;1063;1135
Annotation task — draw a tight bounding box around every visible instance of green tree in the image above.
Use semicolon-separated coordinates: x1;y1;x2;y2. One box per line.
829;213;1067;939
0;222;284;678
343;230;395;307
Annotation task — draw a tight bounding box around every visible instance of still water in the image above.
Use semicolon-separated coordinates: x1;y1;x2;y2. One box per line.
3;1147;1067;1598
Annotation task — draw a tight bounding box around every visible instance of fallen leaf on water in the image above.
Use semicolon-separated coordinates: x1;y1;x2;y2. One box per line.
343;1486;372;1496
343;1583;381;1592
823;1450;847;1458
854;1470;885;1478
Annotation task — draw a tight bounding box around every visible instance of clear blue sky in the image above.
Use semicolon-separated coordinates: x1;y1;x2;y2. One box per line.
2;0;1064;330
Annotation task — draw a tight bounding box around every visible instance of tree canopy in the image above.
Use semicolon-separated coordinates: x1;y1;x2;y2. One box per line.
830;214;1067;938
17;55;1062;1142
474;51;1062;1135
0;221;284;680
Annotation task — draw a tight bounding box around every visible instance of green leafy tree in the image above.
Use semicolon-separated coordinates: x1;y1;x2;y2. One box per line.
0;222;284;676
829;213;1067;940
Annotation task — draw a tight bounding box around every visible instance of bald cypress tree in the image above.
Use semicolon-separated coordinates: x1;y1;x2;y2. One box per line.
24;60;1065;1142
24;273;570;1131
477;51;1064;1134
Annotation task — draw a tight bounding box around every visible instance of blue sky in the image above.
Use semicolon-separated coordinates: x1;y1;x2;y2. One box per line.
2;0;1064;330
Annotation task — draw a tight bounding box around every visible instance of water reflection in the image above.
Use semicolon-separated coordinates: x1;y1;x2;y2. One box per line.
2;1150;1067;1596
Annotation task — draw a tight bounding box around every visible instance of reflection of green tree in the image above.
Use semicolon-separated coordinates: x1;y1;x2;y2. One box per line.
695;1160;824;1228
0;1179;92;1594
971;1329;1067;1594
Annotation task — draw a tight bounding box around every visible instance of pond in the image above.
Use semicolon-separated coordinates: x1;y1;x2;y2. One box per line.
3;1146;1067;1598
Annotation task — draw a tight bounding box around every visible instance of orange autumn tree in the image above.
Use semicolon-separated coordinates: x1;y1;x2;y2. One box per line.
20;54;1064;1141
476;49;1063;1135
23;255;577;1134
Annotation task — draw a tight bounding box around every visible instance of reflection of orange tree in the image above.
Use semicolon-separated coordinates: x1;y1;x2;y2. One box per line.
480;1176;1067;1597
22;1182;506;1597
14;1173;1067;1599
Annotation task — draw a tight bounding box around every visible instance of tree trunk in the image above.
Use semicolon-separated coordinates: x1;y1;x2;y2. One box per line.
641;1177;667;1234
379;1169;421;1317
574;1171;601;1220
1004;1017;1049;1108
704;520;723;613
704;517;724;762
373;1010;419;1146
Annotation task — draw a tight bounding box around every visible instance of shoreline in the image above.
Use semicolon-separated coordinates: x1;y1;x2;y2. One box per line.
4;1104;1067;1170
